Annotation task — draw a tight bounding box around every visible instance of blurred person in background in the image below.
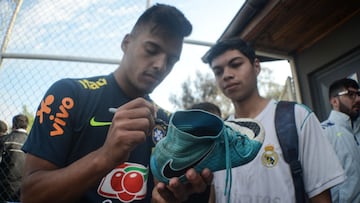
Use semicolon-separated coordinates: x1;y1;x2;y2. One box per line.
190;102;222;117
322;78;360;203
0;120;8;137
0;114;28;203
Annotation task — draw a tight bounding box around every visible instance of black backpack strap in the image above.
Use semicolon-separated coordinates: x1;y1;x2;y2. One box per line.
275;101;307;203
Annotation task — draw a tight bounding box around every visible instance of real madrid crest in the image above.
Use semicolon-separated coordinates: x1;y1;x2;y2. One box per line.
261;144;278;168
152;119;168;144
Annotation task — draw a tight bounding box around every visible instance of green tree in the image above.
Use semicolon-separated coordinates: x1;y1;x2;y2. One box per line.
169;71;233;117
169;67;285;117
258;67;283;99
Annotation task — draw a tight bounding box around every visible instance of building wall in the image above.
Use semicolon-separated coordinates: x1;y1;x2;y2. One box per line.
294;13;360;121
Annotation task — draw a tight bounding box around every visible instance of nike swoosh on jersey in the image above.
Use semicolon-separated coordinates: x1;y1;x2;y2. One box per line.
162;144;215;179
89;117;112;127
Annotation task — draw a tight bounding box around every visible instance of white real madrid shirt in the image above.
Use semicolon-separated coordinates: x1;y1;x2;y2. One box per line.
213;100;345;203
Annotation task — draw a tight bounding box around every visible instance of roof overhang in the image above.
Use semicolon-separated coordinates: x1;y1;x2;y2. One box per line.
216;0;360;61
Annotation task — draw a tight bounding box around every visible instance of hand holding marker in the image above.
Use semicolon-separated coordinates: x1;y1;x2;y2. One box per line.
108;107;168;133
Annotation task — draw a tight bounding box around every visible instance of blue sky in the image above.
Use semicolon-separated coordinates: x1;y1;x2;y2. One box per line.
0;0;291;124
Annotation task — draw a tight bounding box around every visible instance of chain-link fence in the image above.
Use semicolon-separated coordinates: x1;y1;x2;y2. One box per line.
0;0;297;126
0;0;152;125
0;0;153;201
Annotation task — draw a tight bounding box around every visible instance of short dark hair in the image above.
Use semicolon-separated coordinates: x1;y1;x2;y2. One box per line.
131;3;192;38
203;38;256;65
329;78;359;99
0;120;7;135
12;114;29;130
190;102;221;117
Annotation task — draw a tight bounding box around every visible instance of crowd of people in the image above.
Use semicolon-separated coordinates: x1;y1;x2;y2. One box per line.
0;114;29;203
0;3;359;203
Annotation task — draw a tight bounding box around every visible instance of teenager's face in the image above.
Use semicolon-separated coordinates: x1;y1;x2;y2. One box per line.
120;26;183;96
210;49;260;102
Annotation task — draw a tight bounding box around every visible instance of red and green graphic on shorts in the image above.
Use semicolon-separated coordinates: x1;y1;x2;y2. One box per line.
98;162;148;202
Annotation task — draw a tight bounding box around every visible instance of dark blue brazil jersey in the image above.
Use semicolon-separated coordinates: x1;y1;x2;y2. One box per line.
22;73;171;203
